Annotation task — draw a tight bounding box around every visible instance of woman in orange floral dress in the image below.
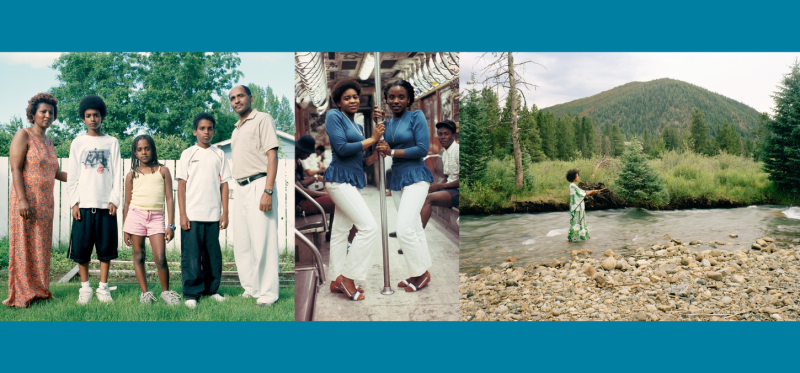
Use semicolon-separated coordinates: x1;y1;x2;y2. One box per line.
3;93;68;308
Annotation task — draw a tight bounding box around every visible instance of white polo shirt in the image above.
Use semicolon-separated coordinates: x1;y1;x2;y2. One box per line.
442;141;459;183
176;145;232;222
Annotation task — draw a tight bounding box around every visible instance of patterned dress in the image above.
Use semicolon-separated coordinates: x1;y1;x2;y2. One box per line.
568;182;589;242
3;128;59;307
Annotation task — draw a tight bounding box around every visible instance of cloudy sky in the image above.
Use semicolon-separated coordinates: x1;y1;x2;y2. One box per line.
0;52;294;125
460;53;800;114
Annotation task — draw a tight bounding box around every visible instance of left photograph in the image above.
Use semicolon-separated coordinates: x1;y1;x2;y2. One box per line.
0;52;295;320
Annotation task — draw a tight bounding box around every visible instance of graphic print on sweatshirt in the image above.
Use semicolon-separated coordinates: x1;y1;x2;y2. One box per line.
81;148;111;173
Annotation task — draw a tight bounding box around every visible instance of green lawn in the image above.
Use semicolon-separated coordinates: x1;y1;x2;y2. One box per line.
0;283;294;321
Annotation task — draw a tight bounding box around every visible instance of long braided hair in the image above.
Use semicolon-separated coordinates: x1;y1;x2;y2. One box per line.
130;134;163;178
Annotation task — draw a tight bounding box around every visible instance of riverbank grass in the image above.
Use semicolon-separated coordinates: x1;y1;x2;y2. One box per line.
462;151;798;212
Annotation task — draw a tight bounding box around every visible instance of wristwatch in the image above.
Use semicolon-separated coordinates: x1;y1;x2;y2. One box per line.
265;189;273;195
167;224;177;230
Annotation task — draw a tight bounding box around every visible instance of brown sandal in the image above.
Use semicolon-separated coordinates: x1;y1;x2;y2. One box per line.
330;281;364;294
397;278;414;288
334;275;365;301
404;271;431;292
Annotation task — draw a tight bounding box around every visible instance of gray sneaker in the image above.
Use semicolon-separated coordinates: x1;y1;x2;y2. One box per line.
160;290;181;306
140;291;157;304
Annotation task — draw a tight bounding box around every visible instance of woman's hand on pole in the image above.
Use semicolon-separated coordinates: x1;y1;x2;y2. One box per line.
373;106;385;123
376;141;391;157
371;122;385;141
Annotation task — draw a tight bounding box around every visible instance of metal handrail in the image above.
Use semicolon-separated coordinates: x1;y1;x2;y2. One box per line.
295;183;329;233
294;228;325;286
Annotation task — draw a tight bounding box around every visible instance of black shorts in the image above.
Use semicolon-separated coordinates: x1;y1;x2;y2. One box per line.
443;188;459;208
68;208;119;264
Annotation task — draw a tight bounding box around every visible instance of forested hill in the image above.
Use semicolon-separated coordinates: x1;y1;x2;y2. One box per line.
541;78;761;137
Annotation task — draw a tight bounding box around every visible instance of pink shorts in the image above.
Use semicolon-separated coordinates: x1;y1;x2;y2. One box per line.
123;208;166;236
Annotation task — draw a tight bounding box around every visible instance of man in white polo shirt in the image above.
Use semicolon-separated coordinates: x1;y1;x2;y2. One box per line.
229;85;280;306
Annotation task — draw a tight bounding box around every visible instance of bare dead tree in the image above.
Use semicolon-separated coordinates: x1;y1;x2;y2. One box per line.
476;52;545;187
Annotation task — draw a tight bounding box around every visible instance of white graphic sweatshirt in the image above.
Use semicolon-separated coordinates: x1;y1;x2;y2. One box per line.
66;134;122;209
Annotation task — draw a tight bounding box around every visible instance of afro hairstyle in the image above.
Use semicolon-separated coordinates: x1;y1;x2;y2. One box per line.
26;93;58;123
79;95;107;119
566;169;580;183
331;79;361;106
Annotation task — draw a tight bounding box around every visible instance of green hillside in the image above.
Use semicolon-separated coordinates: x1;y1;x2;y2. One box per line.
541;78;761;138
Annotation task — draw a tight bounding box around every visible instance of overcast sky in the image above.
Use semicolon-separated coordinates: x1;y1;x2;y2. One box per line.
460;53;800;114
0;52;293;125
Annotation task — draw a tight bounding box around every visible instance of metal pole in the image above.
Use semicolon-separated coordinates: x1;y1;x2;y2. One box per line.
374;52;393;295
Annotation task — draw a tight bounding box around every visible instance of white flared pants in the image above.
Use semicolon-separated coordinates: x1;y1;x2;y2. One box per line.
392;181;432;277
325;182;378;281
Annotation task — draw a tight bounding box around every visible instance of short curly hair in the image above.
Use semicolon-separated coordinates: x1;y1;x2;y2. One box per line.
331;79;361;106
566;169;580;182
26;93;58;123
192;112;216;130
79;95;107;119
383;79;415;107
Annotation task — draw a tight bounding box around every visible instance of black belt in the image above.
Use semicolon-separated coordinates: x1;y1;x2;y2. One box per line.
237;173;267;186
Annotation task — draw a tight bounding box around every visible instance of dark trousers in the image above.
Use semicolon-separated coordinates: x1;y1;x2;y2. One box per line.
181;222;222;300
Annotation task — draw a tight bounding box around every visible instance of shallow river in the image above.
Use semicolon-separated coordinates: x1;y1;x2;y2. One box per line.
460;205;800;275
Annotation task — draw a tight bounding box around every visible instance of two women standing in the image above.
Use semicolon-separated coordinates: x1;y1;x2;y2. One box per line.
325;78;433;301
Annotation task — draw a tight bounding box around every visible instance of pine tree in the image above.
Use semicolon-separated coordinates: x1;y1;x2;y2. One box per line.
539;111;557;160
556;115;577;160
690;108;711;155
459;79;491;185
611;124;625;157
663;126;680;151
603;135;612;158
615;140;670;208
519;105;545;162
763;60;800;192
583;116;598;158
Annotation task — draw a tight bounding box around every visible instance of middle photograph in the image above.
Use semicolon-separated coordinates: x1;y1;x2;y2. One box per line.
294;52;460;321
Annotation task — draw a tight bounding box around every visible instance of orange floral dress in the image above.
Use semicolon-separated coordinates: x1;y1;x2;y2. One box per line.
3;128;59;307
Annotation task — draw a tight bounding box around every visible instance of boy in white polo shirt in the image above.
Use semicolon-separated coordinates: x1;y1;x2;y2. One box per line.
177;112;232;309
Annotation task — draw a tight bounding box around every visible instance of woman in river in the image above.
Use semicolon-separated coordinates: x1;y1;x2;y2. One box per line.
566;169;599;242
375;79;435;292
4;93;68;308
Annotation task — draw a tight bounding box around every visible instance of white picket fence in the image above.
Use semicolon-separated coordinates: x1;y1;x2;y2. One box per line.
0;157;294;254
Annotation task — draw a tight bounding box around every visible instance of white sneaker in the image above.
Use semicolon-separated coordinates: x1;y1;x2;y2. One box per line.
185;299;197;309
210;294;226;302
140;291;157;304
96;287;114;303
238;292;254;298
77;287;93;305
160;290;181;306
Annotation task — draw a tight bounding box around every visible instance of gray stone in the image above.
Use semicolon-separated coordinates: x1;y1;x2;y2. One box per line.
633;311;648;321
721;296;733;305
702;259;712;267
697;279;707;285
500;262;513;269
690;240;703;245
669;284;692;296
496;305;509;314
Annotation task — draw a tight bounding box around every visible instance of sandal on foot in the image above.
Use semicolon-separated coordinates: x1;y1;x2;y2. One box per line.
397;278;414;288
334;275;365;301
330;281;364;294
404;272;431;292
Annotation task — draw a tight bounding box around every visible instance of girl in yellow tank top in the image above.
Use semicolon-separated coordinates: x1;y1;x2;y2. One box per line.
121;135;179;305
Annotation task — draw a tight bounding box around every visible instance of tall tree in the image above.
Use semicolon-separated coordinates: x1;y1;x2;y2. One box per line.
582;116;597;158
139;52;243;137
611;124;625;157
556;115;577;160
690;108;711;155
518;105;545;162
763;60;800;192
615;140;670;208
538;110;557;160
50;52;142;139
478;52;544;187
663;126;680;151
459;76;491;185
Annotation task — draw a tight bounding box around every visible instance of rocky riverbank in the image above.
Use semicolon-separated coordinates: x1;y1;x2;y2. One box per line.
460;236;800;321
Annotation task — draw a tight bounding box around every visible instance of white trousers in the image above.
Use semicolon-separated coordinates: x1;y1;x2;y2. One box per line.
325;182;378;282
392;181;432;277
233;177;279;304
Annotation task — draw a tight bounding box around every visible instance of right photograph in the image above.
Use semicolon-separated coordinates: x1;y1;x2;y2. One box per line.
294;52;460;321
459;52;800;321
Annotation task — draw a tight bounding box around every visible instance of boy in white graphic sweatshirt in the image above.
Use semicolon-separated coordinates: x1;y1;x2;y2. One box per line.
65;95;122;304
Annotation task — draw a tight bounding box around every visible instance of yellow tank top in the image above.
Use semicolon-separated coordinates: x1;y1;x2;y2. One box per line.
130;167;166;211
